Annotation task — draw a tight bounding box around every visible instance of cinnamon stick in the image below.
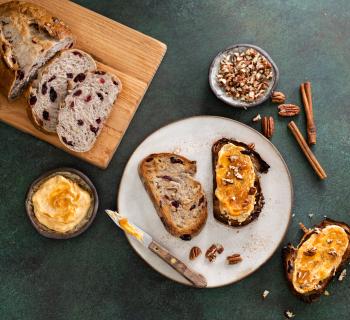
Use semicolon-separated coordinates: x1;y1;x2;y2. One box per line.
300;82;316;145
288;121;326;179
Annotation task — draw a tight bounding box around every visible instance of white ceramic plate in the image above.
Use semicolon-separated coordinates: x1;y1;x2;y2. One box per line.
118;116;293;288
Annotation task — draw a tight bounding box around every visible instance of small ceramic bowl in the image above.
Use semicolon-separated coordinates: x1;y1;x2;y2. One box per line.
209;43;279;108
25;168;99;239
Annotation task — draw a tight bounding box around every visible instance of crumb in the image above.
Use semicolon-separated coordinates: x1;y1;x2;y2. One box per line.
338;269;347;281
292;214;295;218
262;290;269;299
252;114;261;122
284;310;295;319
324;290;330;296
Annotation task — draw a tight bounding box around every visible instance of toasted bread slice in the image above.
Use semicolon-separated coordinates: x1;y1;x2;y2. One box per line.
283;218;350;303
139;153;208;240
212;138;269;227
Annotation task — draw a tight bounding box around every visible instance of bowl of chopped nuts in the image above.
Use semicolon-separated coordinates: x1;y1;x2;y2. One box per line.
209;44;279;108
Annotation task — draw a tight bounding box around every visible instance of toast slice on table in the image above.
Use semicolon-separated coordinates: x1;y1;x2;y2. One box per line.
212;138;269;227
139;153;208;240
283;218;350;303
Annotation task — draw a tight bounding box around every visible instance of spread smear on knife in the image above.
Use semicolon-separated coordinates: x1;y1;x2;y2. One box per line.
215;143;257;223
292;225;349;293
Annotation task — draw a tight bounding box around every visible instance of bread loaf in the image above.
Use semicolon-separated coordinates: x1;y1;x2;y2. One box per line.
0;1;74;100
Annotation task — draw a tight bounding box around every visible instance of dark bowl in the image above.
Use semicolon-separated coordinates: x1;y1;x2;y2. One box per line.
209;43;279;108
25;168;99;239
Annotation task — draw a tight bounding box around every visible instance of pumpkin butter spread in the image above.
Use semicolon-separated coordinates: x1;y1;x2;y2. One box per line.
32;175;91;233
215;143;256;223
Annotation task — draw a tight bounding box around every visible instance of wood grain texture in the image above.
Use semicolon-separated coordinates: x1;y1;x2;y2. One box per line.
148;240;207;288
0;0;167;168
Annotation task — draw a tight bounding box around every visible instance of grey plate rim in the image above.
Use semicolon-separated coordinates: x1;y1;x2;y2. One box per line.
209;43;280;108
25;167;99;239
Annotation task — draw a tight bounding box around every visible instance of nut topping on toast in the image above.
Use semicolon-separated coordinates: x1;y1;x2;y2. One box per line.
282;218;350;302
212;139;269;227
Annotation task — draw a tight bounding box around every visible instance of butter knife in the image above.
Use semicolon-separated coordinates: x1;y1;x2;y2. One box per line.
105;210;207;288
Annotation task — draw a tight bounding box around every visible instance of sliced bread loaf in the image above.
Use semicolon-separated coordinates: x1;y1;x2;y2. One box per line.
0;1;74;100
56;70;122;152
27;49;96;133
139;153;208;240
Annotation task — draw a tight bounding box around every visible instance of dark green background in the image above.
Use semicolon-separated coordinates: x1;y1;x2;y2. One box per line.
1;0;350;319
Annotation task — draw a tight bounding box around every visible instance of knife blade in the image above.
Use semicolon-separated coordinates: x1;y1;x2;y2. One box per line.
105;209;207;288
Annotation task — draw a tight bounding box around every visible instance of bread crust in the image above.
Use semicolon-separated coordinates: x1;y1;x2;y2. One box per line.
139;153;207;240
282;218;350;303
0;1;74;99
212;138;269;227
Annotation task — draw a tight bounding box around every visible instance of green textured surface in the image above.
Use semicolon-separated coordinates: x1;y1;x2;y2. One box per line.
1;0;350;319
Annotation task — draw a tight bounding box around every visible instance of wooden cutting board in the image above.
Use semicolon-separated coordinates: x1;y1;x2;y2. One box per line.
0;0;167;169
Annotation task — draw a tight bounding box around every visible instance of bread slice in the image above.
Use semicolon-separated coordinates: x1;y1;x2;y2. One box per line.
283;218;350;303
27;49;96;133
139;153;208;240
0;1;74;100
56;70;122;152
212;138;269;227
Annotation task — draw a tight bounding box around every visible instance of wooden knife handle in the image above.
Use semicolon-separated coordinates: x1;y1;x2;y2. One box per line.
149;240;207;288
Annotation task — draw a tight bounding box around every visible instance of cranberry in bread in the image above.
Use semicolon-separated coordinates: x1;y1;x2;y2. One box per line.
0;1;74;100
27;49;96;133
57;71;122;152
139;153;208;240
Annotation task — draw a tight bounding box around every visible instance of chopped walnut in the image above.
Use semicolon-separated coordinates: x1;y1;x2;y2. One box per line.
284;310;295;319
328;249;338;257
338;269;347;281
262;290;270;299
252;114;261;122
222;178;234;185
216;48;273;103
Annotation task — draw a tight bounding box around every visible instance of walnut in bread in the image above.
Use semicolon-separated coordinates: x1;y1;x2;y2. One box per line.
283;218;350;303
139;153;208;240
212;138;269;227
27;49;96;133
0;1;74;100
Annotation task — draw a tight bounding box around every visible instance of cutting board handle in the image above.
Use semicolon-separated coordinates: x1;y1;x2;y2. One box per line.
149;240;207;288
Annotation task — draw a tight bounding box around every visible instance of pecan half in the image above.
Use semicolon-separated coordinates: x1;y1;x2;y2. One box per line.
247;143;255;150
189;246;202;260
271;91;286;103
205;244;224;262
261;116;274;139
278;104;300;117
205;244;217;262
226;253;242;265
